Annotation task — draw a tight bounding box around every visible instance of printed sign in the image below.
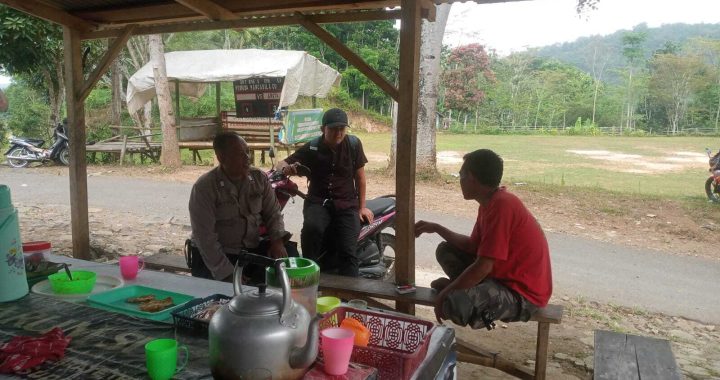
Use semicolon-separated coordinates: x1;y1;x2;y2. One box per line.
233;77;285;118
280;109;323;144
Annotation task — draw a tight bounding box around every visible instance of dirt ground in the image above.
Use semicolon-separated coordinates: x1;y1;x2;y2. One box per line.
17;164;720;379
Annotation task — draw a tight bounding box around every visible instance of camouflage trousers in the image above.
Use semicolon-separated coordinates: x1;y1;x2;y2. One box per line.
436;242;538;329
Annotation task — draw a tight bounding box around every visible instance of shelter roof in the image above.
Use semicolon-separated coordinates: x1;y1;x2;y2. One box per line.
0;0;523;39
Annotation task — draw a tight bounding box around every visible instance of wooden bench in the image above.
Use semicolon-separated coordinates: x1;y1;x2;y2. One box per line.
221;111;297;164
141;254;562;380
594;330;681;380
319;274;563;380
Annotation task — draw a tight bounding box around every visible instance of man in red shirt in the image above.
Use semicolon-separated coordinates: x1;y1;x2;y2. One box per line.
415;149;552;328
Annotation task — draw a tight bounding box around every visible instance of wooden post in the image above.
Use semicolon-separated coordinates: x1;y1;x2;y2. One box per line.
119;135;128;165
63;26;91;260
215;82;221;120
394;0;423;315
175;79;180;118
534;322;551;380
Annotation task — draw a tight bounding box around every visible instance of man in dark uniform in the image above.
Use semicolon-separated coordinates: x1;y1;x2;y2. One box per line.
277;108;373;276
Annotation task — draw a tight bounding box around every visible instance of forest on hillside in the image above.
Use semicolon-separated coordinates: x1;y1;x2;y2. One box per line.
2;3;720;145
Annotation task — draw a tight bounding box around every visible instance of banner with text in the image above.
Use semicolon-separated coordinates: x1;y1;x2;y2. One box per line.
233;77;284;118
280;108;323;144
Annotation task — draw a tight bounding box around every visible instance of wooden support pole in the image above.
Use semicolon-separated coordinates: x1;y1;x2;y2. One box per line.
63;27;91;260
215;82;221;120
535;322;551;380
394;0;423;315
79;24;136;102
297;12;399;101
119;135;128;165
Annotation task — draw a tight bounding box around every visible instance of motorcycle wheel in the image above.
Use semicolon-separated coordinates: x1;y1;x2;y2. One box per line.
705;177;720;203
379;233;396;282
57;147;70;166
6;147;31;168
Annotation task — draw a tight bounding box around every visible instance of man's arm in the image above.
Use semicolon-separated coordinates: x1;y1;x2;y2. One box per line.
415;220;476;254
355;166;373;222
258;174;289;259
188;181;234;280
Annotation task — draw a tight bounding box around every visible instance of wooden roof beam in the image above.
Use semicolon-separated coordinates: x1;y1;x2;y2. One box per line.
297;12;399;101
175;0;236;21
80;24;136;102
0;0;96;32
82;9;401;40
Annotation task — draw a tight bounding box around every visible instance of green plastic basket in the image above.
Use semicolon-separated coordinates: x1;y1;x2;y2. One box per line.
47;270;97;294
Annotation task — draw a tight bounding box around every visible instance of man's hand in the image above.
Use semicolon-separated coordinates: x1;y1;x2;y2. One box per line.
415;220;441;237
281;162;299;176
434;287;451;324
268;239;288;259
359;207;374;223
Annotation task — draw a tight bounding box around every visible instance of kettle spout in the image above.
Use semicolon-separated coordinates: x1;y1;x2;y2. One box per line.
289;314;322;369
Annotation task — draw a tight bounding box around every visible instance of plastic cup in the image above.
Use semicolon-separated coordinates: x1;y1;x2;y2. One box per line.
321;327;355;375
347;299;367;310
145;338;188;380
119;255;145;280
316;296;341;314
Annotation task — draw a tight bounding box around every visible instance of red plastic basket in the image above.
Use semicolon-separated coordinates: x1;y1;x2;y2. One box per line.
319;307;435;380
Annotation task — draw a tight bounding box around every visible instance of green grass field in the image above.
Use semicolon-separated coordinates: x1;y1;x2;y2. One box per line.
352;132;715;200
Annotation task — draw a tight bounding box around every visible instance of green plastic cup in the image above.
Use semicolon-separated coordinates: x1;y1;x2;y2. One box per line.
145;338;188;380
316;296;341;314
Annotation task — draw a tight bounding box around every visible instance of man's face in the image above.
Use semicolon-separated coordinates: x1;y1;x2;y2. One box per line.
459;168;476;200
322;125;347;147
217;137;250;178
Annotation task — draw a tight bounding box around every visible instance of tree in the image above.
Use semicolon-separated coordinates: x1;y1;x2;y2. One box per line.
442;43;494;129
648;53;709;133
621;31;647;131
688;38;720;131
583;37;611;124
0;87;7;112
148;34;181;167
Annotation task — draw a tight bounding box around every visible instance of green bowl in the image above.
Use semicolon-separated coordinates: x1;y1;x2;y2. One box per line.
48;270;97;294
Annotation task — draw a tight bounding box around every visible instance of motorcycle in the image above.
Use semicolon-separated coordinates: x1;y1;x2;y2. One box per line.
705;148;720;203
267;149;396;280
5;122;70;168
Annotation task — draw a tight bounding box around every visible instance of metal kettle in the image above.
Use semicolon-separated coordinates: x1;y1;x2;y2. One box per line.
209;253;321;380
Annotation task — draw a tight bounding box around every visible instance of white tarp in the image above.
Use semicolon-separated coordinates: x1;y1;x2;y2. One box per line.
126;49;341;114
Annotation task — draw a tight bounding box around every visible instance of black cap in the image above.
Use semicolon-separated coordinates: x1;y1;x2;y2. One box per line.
322;108;348;128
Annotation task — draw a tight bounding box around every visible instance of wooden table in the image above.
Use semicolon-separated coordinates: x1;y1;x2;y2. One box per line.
0;255;455;380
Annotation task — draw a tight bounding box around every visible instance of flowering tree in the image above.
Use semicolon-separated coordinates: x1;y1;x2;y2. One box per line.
442;43;495;129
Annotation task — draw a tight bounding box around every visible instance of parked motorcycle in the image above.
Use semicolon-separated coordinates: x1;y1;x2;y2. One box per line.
5;122;69;168
705;148;720;203
267;149;396;280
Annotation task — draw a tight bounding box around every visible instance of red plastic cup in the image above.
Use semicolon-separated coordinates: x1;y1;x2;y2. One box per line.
321;327;355;375
119;255;145;280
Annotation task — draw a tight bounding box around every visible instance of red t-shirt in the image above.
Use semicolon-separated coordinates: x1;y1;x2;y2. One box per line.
470;187;552;307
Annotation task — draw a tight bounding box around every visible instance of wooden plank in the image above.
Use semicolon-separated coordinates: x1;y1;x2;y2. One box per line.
319;274;436;306
394;0;422;315
80;25;136;102
144;254;190;273
175;0;236;21
297;13;399;101
534;322;550;380
456;338;534;380
629;334;681;380
594;330;640;380
64;26;91;260
532;304;563;324
1;0;96;32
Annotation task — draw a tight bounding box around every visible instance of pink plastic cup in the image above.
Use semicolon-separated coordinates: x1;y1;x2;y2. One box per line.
321;327;355;375
119;255;145;280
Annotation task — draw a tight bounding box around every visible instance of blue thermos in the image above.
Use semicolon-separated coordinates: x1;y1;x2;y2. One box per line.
0;185;29;302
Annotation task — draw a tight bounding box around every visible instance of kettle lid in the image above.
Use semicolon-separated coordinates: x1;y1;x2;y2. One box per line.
229;284;283;315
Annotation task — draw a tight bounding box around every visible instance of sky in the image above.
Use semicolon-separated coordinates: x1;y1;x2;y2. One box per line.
444;0;720;55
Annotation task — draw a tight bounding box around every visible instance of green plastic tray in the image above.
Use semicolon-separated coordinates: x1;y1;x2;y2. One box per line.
87;285;195;322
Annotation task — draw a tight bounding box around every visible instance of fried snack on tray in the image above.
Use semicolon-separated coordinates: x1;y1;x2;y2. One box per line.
139;297;174;312
126;294;157;303
196;303;223;321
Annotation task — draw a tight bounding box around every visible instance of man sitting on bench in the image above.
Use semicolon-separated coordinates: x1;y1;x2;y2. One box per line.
414;148;552;328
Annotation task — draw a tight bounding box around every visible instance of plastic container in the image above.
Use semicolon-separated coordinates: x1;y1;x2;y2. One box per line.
266;257;320;315
319;307;436;380
23;241;53;258
316;296;341;314
87;285;195;322
171;294;232;335
48;270;97;294
0;185;29;302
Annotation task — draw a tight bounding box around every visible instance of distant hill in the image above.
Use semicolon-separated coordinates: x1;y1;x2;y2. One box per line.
534;23;720;83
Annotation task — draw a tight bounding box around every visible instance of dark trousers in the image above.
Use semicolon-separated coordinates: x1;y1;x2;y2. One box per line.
436;241;538;329
301;201;360;277
186;239;298;285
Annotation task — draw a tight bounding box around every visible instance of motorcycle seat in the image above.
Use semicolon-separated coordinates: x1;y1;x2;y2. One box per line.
366;197;395;216
13;138;45;147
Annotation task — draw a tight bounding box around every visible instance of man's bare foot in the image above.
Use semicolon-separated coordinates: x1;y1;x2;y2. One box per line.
430;277;451;291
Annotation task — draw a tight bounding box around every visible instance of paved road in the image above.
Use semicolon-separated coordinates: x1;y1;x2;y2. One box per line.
2;168;719;324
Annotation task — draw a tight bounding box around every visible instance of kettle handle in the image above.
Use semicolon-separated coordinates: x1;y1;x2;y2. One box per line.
232;252;276;295
275;260;293;323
